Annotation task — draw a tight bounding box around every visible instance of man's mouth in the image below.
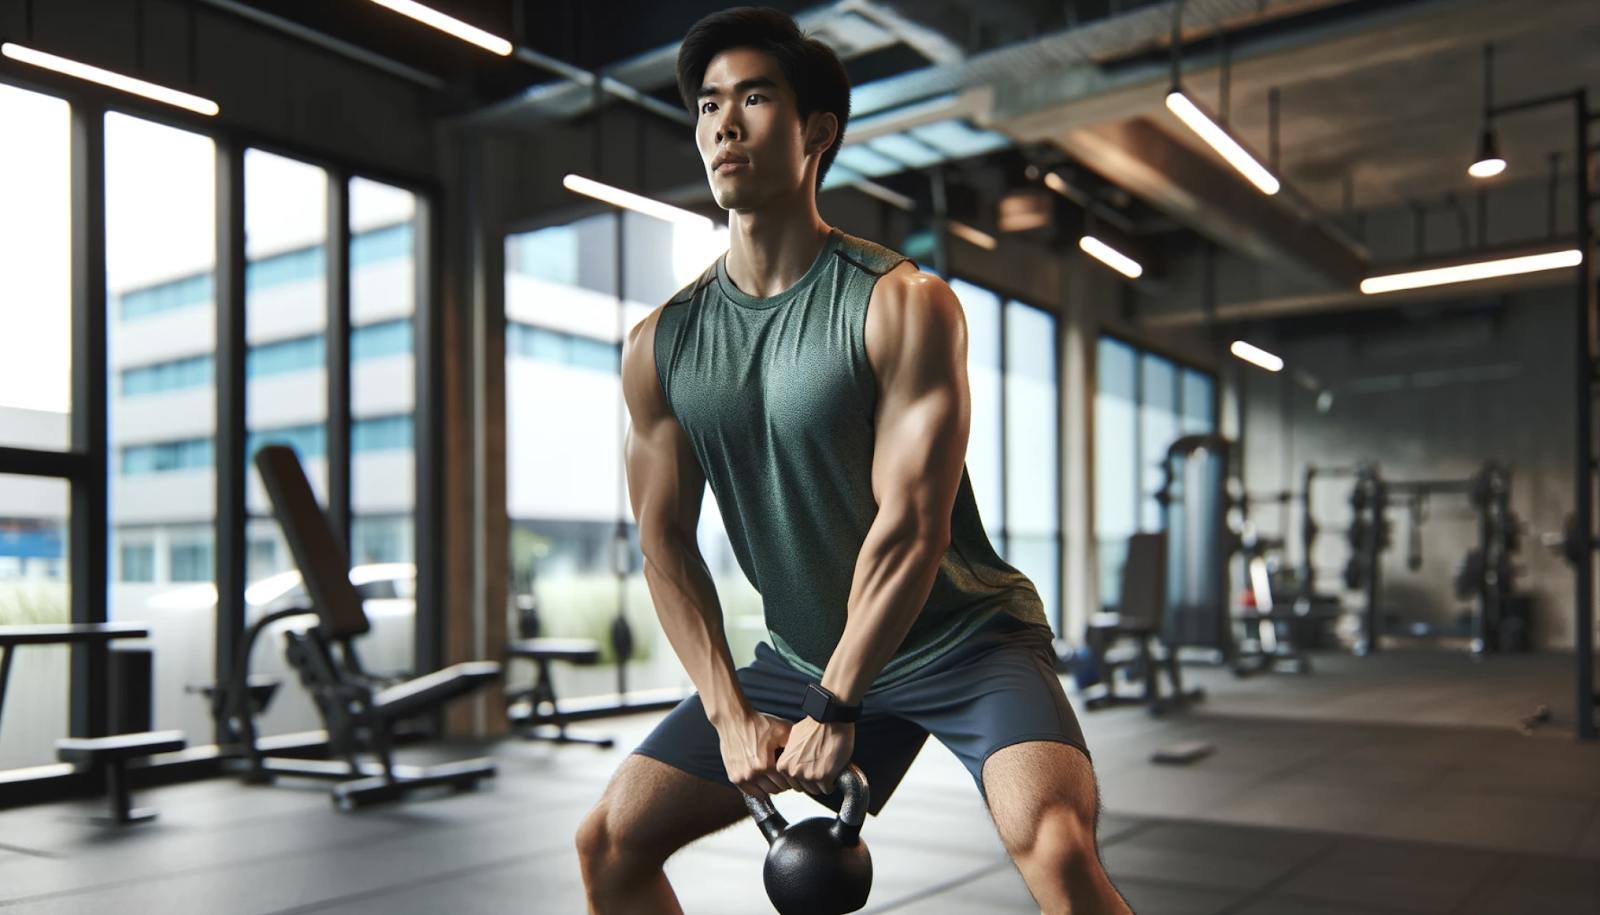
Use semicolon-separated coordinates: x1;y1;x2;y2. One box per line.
713;152;749;174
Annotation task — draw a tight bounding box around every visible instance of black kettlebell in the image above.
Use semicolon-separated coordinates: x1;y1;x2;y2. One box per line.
743;764;872;915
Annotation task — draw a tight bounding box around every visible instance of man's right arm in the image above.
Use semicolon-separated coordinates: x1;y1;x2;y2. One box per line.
622;308;792;796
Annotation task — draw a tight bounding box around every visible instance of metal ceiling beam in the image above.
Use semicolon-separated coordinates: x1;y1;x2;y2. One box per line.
194;0;445;90
1061;116;1367;286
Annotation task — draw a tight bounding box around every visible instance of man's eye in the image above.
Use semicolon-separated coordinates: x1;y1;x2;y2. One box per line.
746;94;764;106
701;101;716;115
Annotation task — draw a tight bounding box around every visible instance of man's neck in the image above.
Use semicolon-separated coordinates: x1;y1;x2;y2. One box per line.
724;192;832;299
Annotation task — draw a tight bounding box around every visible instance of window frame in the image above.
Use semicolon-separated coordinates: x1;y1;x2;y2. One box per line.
1092;332;1219;610
0;68;444;800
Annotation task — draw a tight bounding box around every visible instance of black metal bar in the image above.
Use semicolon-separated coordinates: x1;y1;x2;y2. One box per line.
1574;88;1595;740
1490;89;1584;119
69;104;109;739
0;647;13;728
0;447;89;480
214;138;248;746
413;190;444;681
1550;153;1562;239
998;295;1010;559
326;171;352;549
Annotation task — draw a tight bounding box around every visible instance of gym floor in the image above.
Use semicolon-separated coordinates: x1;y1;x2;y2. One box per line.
2;652;1597;915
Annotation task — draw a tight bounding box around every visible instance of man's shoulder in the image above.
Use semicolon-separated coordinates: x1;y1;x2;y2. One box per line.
833;231;913;278
664;261;719;309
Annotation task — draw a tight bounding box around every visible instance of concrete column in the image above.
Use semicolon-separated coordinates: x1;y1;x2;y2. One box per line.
1060;252;1097;643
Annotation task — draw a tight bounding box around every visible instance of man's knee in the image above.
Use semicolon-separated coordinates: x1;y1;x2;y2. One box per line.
575;803;613;874
576;798;673;880
1027;802;1100;874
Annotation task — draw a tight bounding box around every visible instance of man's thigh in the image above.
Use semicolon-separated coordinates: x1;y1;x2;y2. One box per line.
589;753;750;857
878;613;1089;795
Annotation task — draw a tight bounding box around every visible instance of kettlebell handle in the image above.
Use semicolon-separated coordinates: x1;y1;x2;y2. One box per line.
742;764;871;847
830;763;870;846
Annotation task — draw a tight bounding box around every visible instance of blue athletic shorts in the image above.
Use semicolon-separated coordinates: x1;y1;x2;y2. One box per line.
633;611;1089;815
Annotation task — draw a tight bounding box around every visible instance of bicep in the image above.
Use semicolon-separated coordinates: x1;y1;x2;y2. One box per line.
867;273;971;525
622;312;706;545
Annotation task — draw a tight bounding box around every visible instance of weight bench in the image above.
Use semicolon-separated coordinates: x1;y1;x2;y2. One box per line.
1082;533;1203;716
243;445;503;810
56;730;187;824
505;637;614;747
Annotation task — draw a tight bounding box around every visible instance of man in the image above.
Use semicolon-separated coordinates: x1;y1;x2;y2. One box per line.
577;8;1133;914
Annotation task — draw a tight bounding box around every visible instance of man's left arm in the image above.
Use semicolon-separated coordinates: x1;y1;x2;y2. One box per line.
775;263;971;796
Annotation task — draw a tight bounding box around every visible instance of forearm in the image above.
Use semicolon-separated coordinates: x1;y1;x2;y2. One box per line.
819;515;947;705
641;533;751;725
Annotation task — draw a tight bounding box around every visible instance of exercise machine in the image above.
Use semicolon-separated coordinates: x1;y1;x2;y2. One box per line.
215;446;503;809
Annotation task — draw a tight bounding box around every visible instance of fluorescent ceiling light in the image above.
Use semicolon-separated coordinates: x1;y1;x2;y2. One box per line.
563;175;711;229
947;220;997;250
1165;91;1279;195
1079;236;1143;278
1361;249;1581;294
1231;340;1284;373
368;0;513;56
1;43;219;115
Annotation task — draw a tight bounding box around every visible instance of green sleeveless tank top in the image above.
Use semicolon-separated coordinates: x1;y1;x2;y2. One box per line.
654;228;1047;687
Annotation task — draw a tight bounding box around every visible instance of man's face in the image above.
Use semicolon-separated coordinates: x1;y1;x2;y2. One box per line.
695;47;833;211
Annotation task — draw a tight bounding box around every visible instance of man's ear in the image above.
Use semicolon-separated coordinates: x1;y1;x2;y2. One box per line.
805;111;839;157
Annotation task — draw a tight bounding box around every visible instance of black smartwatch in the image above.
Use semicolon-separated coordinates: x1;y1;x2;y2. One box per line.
800;683;861;724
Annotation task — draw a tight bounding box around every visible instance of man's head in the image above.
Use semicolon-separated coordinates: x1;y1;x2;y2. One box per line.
677;7;850;210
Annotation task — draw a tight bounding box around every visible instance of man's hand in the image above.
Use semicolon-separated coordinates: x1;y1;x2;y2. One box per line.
775;717;855;797
717;711;793;800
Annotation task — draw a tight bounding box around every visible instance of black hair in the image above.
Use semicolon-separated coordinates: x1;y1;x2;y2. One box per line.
677;7;851;192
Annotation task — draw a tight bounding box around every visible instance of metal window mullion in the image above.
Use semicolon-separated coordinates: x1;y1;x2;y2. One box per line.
998;299;1009;559
326;171;352;549
213;138;247;745
69;103;109;739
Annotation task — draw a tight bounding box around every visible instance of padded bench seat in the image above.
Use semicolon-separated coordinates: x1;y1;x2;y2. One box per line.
57;730;187;824
373;660;502;722
505;637;611;747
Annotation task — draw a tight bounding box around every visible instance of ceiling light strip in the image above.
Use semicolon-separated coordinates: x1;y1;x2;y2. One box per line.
1231;341;1284;373
1079;236;1143;278
1165;91;1279;195
1361;249;1582;294
1;43;219;115
367;0;513;56
947;220;997;251
562;174;712;229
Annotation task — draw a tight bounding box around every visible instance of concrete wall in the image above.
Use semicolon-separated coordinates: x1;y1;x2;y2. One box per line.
1237;282;1581;649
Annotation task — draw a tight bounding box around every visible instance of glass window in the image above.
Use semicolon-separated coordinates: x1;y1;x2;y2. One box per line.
1094;337;1216;610
505;213;729;704
1004;302;1060;629
106;112;217;745
1182;368;1215;434
950;279;1004;537
0;475;70;770
349;177;417;678
1140;355;1179;531
0;84;72;452
120;542;156;583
